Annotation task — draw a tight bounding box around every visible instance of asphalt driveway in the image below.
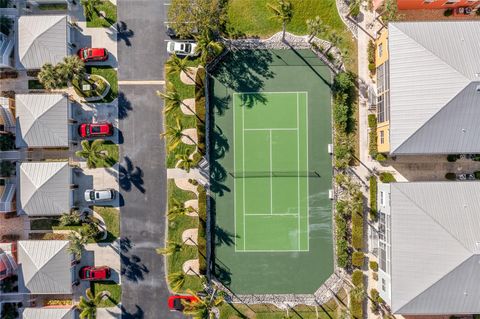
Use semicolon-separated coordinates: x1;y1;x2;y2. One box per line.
117;0;181;318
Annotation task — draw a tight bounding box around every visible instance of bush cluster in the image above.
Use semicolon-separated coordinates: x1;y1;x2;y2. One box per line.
369;176;378;221
368;40;376;76
368;114;378;158
195;67;207;155
369;260;379;272
351;193;364;250
352;269;363;287
352;251;365;268
350;287;364;319
379;172;396;183
336;212;349;268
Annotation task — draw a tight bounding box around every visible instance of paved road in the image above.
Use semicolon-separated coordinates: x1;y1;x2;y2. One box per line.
117;1;184;318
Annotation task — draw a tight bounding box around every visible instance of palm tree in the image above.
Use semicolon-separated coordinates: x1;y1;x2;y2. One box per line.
168;271;186;291
82;0;100;21
306;16;327;43
167;198;193;220
161;118;186;151
182;289;225;319
67;232;87;261
194;30;224;66
77;288;106;319
59;211;82;226
267;0;293;40
38;63;62;90
176;149;195;172
326;33;343;54
75;139;107;169
156;240;182;255
166;54;199;85
58;55;85;83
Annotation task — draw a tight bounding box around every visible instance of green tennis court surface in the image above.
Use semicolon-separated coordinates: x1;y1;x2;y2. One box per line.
210;49;334;294
234;92;309;252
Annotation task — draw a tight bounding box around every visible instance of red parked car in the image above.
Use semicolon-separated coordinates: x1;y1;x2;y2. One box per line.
167;295;199;311
77;47;109;62
78;123;114;138
79;266;111;281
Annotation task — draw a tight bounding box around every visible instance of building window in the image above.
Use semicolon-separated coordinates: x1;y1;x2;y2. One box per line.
380;130;385;144
382;278;386;292
378;43;383;58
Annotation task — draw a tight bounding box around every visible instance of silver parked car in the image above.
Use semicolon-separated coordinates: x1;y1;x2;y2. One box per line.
84;189;115;203
166;41;198;57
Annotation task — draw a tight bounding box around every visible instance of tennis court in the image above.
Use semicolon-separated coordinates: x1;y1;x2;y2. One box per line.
234;92;309;252
210;49;333;294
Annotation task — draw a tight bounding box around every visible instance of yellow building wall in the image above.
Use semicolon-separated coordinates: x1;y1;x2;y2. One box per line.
375;30;389;68
377;121;390;154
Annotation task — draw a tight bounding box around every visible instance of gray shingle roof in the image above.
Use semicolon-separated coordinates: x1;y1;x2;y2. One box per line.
391;182;480;314
17;240;72;294
17;162;71;216
389;22;480;154
18;15;67;69
15;94;68;148
21;308;74;319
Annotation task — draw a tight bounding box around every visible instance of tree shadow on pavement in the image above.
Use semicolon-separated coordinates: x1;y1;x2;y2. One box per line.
121;253;149;283
110;156;145;193
108;21;135;47
120;305;144;319
118;91;133;120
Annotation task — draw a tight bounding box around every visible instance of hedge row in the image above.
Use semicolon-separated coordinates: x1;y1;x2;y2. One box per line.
336;212;349;268
195;67;206;155
350;288;364;319
352;251;364;268
368;114;378;158
369;176;378;221
351;193;364;251
352;269;363;287
197;185;207;274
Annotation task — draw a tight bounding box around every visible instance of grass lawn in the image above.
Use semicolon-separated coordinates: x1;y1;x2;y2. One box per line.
165;59;201;168
166;180;203;292
30;218;86;232
91;281;121;307
38;3;67;10
227;0;357;71
88;140;119;168
87;66;118;103
86;1;117;28
28;80;44;90
94;206;120;243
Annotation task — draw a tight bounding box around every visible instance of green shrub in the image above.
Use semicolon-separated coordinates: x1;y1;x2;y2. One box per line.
352;251;365;268
376;153;387;162
337;237;349;268
351;197;364;250
370;288;380;302
369;260;378;272
198;186;207;274
368;114;377;128
368;40;376;65
333;100;349;132
349;289;363;319
475;171;480;180
352;270;363;287
349;1;360;17
336;214;347;238
368;63;376;73
444;8;453;16
368;115;378;157
445;172;456;181
369;176;377;221
352;226;363;250
447;154;459;162
379;172;396;183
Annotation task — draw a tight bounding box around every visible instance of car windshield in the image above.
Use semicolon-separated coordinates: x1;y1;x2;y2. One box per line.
173;299;183;310
184;44;191;52
85;270;91;277
96;192;100;199
83;50;89;59
91;126;101;133
89;191;95;200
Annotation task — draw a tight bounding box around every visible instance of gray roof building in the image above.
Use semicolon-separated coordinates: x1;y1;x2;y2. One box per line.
389;22;480;154
15;94;69;148
389;181;480;314
17;240;72;294
17;162;71;216
18;15;68;69
21;308;74;319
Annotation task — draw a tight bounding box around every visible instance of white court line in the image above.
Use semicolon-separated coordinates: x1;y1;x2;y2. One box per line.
240;249;310;253
296;92;301;251
244;213;298;216
242;99;246;250
270;130;273;215
234;91;308;95
244;128;297;131
233;93;237;249
305;91;310;252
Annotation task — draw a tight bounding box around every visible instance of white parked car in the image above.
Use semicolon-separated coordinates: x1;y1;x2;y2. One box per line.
166;41;198;57
84;189;115;203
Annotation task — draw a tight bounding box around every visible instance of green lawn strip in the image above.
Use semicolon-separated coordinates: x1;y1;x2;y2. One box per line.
218;301;339;318
227;0;357;71
86;1;117;28
165;59;201;167
86;66;118;103
94;206;120;243
91;141;119;168
166;180;203;292
91;281;121;307
28;80;44;90
197;186;207;274
38;3;67;10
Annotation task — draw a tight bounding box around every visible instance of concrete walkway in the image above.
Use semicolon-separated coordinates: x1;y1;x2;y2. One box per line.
167;168;208;184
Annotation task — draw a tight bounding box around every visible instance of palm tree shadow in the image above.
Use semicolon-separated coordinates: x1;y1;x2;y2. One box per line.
118;91;133;120
120;305;144;319
118;156;145;193
112;21;134;47
214;225;237;247
121;253;149;283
